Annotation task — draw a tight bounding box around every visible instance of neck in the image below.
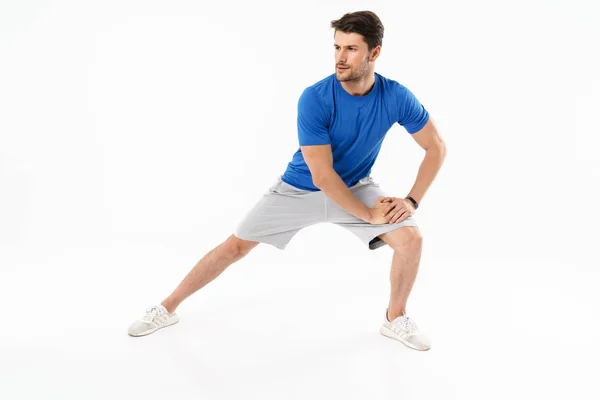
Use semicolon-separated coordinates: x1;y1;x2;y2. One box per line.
340;72;376;96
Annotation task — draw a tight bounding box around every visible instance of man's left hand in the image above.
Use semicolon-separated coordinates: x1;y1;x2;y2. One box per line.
380;197;416;224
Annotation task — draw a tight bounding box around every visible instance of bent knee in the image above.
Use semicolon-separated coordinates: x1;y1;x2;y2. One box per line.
384;227;423;252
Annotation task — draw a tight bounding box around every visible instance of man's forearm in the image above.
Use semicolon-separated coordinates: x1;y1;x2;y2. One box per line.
407;145;447;204
314;169;372;222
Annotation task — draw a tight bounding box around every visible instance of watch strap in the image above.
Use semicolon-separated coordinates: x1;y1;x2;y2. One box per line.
405;195;419;209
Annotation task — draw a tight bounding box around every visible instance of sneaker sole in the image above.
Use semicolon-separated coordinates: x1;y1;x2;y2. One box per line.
128;318;179;337
380;325;431;351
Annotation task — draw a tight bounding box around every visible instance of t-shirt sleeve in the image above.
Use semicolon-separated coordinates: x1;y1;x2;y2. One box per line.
397;84;430;134
297;87;331;146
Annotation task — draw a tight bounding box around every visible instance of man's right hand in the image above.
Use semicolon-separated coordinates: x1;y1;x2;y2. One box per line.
369;197;394;224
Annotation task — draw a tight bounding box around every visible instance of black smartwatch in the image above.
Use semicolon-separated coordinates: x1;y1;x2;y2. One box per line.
405;195;419;209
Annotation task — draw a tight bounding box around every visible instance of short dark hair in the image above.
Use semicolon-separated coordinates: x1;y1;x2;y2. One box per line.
330;11;384;51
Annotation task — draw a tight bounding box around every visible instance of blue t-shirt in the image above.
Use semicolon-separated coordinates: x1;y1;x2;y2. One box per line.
281;72;429;191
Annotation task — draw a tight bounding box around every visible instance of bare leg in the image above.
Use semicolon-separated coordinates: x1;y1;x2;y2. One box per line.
378;227;423;321
161;234;259;313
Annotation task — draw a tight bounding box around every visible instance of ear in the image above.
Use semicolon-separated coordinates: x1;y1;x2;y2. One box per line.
369;45;381;62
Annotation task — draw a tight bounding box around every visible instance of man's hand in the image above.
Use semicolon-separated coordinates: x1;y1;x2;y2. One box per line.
380;197;416;224
369;197;395;224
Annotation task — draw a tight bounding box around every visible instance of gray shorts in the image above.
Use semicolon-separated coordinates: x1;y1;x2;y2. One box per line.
234;175;418;250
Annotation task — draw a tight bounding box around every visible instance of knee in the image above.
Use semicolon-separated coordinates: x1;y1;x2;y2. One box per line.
223;235;258;258
389;228;423;253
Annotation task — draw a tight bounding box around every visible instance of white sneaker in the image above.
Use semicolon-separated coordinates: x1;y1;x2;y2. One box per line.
128;305;179;337
380;310;431;351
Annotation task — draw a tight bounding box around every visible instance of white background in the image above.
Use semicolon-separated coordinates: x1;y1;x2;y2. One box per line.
1;0;599;399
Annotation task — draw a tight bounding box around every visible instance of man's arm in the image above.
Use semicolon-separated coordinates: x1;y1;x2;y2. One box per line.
296;87;391;224
381;118;446;223
301;144;391;224
405;118;447;204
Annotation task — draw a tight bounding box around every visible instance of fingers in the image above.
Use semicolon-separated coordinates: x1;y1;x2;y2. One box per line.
384;199;400;215
390;211;406;224
384;199;415;223
377;196;393;202
384;203;395;215
377;198;411;223
380;207;395;224
389;207;408;223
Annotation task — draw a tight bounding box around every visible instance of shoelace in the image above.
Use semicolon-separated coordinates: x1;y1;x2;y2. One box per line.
394;316;418;334
141;306;162;323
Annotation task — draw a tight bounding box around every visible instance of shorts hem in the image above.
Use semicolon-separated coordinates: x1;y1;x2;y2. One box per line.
365;221;420;250
233;232;288;251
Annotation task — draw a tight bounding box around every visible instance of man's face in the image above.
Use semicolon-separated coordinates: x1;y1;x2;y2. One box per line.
334;31;374;83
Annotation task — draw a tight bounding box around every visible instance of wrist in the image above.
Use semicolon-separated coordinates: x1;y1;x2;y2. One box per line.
365;208;374;223
405;195;419;209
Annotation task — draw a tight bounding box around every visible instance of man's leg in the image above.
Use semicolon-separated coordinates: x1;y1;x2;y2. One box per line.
378;226;423;321
161;234;259;313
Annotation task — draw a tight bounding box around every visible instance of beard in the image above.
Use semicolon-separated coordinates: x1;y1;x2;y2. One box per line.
336;56;370;82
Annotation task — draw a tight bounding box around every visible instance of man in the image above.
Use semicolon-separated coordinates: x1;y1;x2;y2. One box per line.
128;11;446;351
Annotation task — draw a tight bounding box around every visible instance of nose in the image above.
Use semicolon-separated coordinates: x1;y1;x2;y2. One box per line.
337;50;347;64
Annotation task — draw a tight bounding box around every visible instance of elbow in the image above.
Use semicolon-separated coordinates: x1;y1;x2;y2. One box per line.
437;143;447;159
312;175;326;189
430;140;447;158
311;169;333;189
440;142;448;159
